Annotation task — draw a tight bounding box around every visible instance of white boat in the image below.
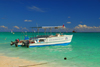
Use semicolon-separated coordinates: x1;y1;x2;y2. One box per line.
10;25;73;48
11;30;15;34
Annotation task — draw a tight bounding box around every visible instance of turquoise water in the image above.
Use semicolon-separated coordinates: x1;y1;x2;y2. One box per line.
0;32;100;67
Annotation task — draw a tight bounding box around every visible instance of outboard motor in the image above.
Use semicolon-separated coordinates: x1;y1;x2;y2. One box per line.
26;40;30;48
22;41;26;46
10;39;19;47
22;40;30;48
15;39;19;47
10;41;15;46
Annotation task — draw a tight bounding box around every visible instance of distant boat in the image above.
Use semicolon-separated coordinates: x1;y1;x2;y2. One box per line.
11;30;13;33
25;31;27;33
11;30;15;34
72;30;77;33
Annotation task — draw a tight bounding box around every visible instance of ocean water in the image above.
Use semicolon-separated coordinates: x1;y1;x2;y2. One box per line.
0;32;100;67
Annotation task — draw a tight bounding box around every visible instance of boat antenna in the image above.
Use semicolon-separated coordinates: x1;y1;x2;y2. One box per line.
32;28;34;36
44;28;47;35
49;28;52;35
36;23;38;27
36;23;39;35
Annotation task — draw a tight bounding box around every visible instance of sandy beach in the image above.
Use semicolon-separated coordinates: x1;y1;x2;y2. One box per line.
0;54;47;67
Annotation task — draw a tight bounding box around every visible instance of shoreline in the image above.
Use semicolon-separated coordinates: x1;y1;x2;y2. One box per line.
0;54;47;67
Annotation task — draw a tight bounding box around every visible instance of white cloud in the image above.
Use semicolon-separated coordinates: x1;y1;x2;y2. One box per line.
13;26;20;29
75;24;92;29
0;25;8;29
21;27;29;30
1;16;6;19
99;17;100;19
22;27;27;29
24;19;32;22
20;27;29;31
67;22;71;24
80;21;82;23
74;24;100;32
68;16;70;18
27;6;44;12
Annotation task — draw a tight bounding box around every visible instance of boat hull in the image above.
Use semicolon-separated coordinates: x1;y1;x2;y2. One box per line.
18;35;73;48
18;42;71;47
28;42;70;47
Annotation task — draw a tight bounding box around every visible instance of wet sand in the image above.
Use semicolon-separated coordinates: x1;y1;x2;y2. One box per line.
0;54;47;67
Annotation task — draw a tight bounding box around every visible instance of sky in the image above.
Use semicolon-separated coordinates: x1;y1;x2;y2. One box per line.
0;0;100;32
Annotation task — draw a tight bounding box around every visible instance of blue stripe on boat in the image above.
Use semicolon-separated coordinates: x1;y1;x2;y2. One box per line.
18;42;70;48
18;45;22;47
29;42;70;48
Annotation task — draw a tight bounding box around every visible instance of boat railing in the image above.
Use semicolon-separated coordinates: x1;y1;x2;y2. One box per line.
37;35;50;38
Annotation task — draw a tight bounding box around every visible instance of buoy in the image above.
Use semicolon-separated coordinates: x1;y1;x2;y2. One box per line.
64;57;67;60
